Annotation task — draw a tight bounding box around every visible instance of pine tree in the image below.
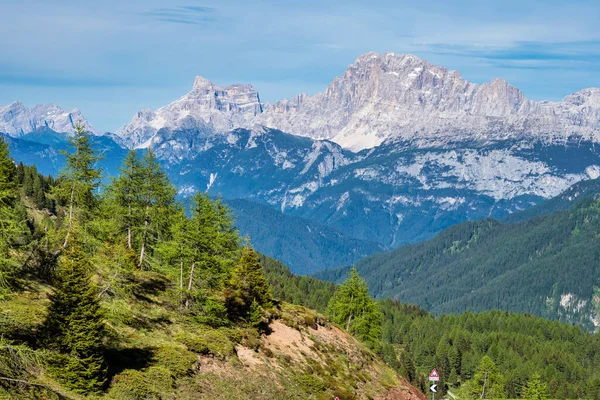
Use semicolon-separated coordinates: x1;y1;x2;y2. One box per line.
41;233;106;394
138;149;176;269
326;268;383;349
522;373;548;400
54;123;102;248
225;244;272;321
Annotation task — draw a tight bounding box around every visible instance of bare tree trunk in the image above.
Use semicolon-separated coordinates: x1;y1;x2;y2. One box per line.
62;186;75;248
346;314;353;331
138;212;149;269
480;370;488;399
127;204;132;249
185;263;196;309
346;293;355;330
179;260;184;304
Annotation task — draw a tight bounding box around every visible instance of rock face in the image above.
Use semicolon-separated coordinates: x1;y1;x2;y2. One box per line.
118;52;600;151
118;77;262;148
143;125;600;248
0;101;93;136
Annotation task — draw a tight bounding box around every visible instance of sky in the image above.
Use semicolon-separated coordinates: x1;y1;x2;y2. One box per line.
1;0;600;132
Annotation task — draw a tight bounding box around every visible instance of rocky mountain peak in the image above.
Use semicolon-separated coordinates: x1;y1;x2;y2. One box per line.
0;101;94;137
118;76;264;148
192;75;214;89
117;52;600;151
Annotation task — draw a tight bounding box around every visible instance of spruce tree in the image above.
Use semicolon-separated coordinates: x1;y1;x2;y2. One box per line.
41;233;106;394
225;244;272;321
54;123;102;248
326;268;383;349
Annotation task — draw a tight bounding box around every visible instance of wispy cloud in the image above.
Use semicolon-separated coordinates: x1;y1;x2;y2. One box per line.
416;40;600;69
145;5;218;25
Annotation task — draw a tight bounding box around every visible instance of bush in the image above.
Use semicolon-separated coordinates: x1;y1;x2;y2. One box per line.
108;366;173;400
152;346;196;377
192;296;229;328
294;374;326;393
175;330;234;360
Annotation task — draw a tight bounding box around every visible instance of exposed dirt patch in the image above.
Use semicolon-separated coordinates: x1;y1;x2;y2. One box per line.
235;345;264;368
262;320;317;362
378;378;428;400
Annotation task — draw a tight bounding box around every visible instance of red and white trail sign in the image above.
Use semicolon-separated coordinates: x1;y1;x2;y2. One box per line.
429;368;440;381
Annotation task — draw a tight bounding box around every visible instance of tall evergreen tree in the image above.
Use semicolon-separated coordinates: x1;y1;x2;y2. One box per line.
522;373;549;400
41;233;106;394
109;150;143;250
326;268;383;349
225;244;272;320
460;355;506;399
54;123;102;248
0;138;24;290
138;149;176;269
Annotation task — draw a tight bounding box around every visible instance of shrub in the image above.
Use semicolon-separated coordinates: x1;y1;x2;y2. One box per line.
295;374;326;393
152;346;196;377
175;330;234;360
108;367;173;400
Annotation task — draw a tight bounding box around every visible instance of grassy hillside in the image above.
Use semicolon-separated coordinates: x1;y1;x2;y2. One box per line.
315;197;600;331
1;272;424;400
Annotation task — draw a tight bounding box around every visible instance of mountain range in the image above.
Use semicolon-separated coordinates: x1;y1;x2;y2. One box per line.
117;52;600;152
4;52;600;273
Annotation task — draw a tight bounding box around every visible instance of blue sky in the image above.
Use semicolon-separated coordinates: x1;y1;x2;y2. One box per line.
1;0;600;132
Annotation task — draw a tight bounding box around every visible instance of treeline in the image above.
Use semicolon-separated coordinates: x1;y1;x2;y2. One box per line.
0;125;273;396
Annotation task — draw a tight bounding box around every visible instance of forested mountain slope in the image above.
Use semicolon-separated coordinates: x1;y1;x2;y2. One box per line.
315;197;600;331
3;130;600;399
228;199;383;274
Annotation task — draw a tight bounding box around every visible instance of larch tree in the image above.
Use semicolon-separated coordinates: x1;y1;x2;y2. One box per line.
326;268;383;349
461;355;506;399
54;123;102;248
109;150;143;250
138;149;176;269
0;138;24;289
522;373;548;400
225;244;272;321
